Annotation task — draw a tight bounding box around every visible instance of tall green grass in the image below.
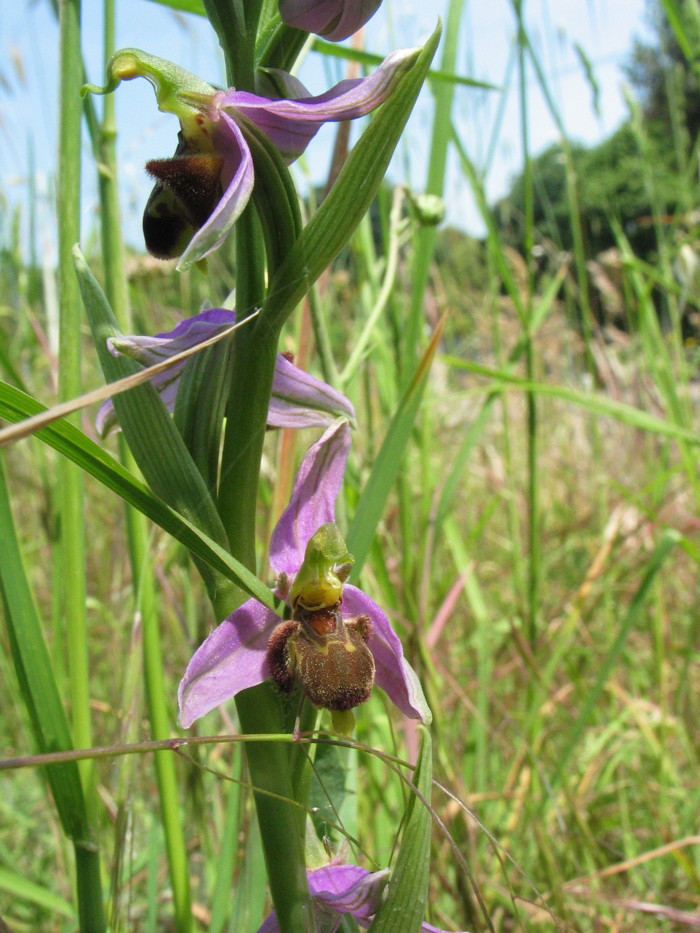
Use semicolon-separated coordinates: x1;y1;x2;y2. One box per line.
1;1;699;931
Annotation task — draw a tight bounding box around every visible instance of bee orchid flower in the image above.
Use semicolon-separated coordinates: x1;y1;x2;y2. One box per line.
178;418;431;728
84;46;418;269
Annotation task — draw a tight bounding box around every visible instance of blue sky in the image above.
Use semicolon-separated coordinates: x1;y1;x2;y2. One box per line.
0;0;652;257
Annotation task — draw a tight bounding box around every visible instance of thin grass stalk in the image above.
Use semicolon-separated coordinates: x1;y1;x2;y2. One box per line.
58;0;90;784
512;0;540;654
57;1;106;927
404;0;463;383
340;186;405;387
518;26;597;365
95;4;195;927
395;1;461;625
207;753;243;933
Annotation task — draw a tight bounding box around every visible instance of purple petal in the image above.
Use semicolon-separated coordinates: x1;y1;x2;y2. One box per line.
254;913;281;933
217;47;417;162
108;308;236;367
269;419;351;577
269;354;356;429
279;0;383;41
178;599;280;728
177;113;255;270
342;585;432;724
310;865;389;918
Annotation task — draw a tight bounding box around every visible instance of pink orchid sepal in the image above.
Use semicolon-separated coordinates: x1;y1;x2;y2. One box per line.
96;309;356;437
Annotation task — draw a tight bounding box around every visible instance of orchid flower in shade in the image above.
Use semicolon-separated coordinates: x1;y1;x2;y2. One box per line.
178;418;431;728
256;861;467;933
278;0;382;42
84;47;418;269
95;308;356;437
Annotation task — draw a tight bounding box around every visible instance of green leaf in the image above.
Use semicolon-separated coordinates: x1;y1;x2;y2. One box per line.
346;319;444;575
0;383;274;610
262;22;442;329
0;456;90;845
369;726;433;933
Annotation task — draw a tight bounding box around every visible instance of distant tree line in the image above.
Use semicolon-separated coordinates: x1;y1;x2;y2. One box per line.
494;0;700;261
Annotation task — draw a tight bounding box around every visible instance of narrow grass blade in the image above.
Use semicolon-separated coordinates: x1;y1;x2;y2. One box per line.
0;456;89;843
0;867;74;918
441;357;700;446
369;726;433;933
310;39;498;90
146;0;206;13
347;319;444;575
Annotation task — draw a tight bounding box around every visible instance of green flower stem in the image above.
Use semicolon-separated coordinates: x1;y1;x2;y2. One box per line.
202;0;263;87
95;5;193;928
258;24;309;74
213;181;309;933
58;1;106;928
235;686;310;933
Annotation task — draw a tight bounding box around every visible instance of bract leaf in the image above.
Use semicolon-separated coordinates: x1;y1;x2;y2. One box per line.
262;21;442;330
369;726;433;933
73;246;231;595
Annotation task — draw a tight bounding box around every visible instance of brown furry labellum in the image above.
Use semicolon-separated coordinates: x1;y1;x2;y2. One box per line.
266;602;375;712
142;132;224;260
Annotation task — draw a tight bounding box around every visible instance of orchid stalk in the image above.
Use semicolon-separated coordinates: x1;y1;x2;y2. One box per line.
71;9;442;933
